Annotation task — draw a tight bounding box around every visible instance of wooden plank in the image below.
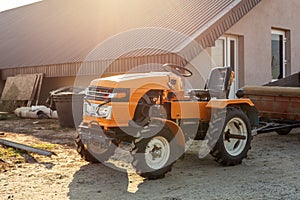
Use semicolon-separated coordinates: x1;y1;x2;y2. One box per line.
243;86;300;97
30;74;40;101
27;74;39;106
1;77;18;100
1;74;38;101
35;73;44;105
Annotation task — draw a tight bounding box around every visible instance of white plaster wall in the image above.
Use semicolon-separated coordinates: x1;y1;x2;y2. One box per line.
226;0;300;85
185;49;213;89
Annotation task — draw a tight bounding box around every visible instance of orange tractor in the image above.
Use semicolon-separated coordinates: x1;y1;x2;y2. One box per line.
76;64;258;179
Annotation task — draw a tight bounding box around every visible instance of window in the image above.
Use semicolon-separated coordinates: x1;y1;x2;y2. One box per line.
271;29;286;80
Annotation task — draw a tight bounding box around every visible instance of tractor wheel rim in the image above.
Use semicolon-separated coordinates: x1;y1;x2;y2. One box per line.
223;117;247;156
145;136;170;170
88;142;108;155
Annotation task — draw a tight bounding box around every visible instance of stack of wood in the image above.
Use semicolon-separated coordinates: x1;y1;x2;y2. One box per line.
1;74;44;106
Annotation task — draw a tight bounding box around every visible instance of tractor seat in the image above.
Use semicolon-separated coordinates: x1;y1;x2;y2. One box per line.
189;67;232;100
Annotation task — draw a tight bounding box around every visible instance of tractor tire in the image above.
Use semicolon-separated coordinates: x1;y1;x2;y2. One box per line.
75;134;99;163
209;108;252;166
133;94;152;127
276;128;292;135
131;127;183;180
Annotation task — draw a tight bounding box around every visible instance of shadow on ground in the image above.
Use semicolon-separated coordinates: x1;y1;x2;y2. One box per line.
68;132;300;200
67;152;221;200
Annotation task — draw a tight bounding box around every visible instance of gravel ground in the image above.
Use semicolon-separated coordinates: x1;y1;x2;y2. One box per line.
0;118;299;200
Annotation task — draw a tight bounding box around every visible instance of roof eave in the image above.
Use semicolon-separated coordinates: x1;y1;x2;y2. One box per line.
176;0;262;62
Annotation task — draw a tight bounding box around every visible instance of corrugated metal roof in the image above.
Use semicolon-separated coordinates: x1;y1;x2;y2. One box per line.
0;0;261;71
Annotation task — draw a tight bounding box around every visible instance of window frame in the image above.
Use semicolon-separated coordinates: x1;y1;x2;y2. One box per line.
271;29;287;81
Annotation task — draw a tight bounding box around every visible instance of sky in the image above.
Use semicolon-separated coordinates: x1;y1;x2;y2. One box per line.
0;0;42;12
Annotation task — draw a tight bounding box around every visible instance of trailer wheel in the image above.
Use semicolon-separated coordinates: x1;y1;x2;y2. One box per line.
131;127;182;180
276;128;292;135
75;134;99;163
210;108;252;166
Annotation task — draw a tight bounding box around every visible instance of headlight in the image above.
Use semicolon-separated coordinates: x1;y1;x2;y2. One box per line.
97;105;112;119
83;102;112;120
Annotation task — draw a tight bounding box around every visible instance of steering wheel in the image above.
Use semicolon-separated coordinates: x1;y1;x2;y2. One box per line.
162;63;193;77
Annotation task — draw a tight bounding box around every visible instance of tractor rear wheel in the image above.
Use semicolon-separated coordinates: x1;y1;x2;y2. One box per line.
131;127;183;180
210;108;252;166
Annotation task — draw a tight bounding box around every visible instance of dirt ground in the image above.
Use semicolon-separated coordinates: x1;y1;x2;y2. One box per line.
0;117;300;200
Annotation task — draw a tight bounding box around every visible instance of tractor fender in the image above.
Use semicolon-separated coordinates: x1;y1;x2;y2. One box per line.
206;99;259;127
150;118;186;148
129;88;167;118
206;99;255;109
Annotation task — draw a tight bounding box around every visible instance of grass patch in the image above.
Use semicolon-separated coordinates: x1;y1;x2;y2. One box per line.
31;143;57;150
0;146;25;163
0;100;26;113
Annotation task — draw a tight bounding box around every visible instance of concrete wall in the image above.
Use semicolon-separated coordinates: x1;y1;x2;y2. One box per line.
225;0;300;85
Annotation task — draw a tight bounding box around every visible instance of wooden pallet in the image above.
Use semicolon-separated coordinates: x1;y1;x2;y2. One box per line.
1;73;44;106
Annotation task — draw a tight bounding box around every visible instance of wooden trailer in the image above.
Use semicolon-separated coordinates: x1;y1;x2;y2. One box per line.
238;72;300;134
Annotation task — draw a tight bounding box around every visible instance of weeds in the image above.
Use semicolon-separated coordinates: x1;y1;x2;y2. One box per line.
32;143;57;150
0;146;25;163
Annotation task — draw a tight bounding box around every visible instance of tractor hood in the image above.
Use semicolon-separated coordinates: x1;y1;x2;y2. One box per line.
90;72;183;91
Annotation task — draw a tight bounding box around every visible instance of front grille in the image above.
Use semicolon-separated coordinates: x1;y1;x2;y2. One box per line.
85;86;113;101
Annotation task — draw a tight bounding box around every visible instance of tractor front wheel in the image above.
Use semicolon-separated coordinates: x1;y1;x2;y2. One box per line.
75;133;116;163
75;134;99;163
131;127;183;180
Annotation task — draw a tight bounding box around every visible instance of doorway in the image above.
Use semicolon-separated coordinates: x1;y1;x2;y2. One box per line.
271;29;286;80
211;36;238;99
